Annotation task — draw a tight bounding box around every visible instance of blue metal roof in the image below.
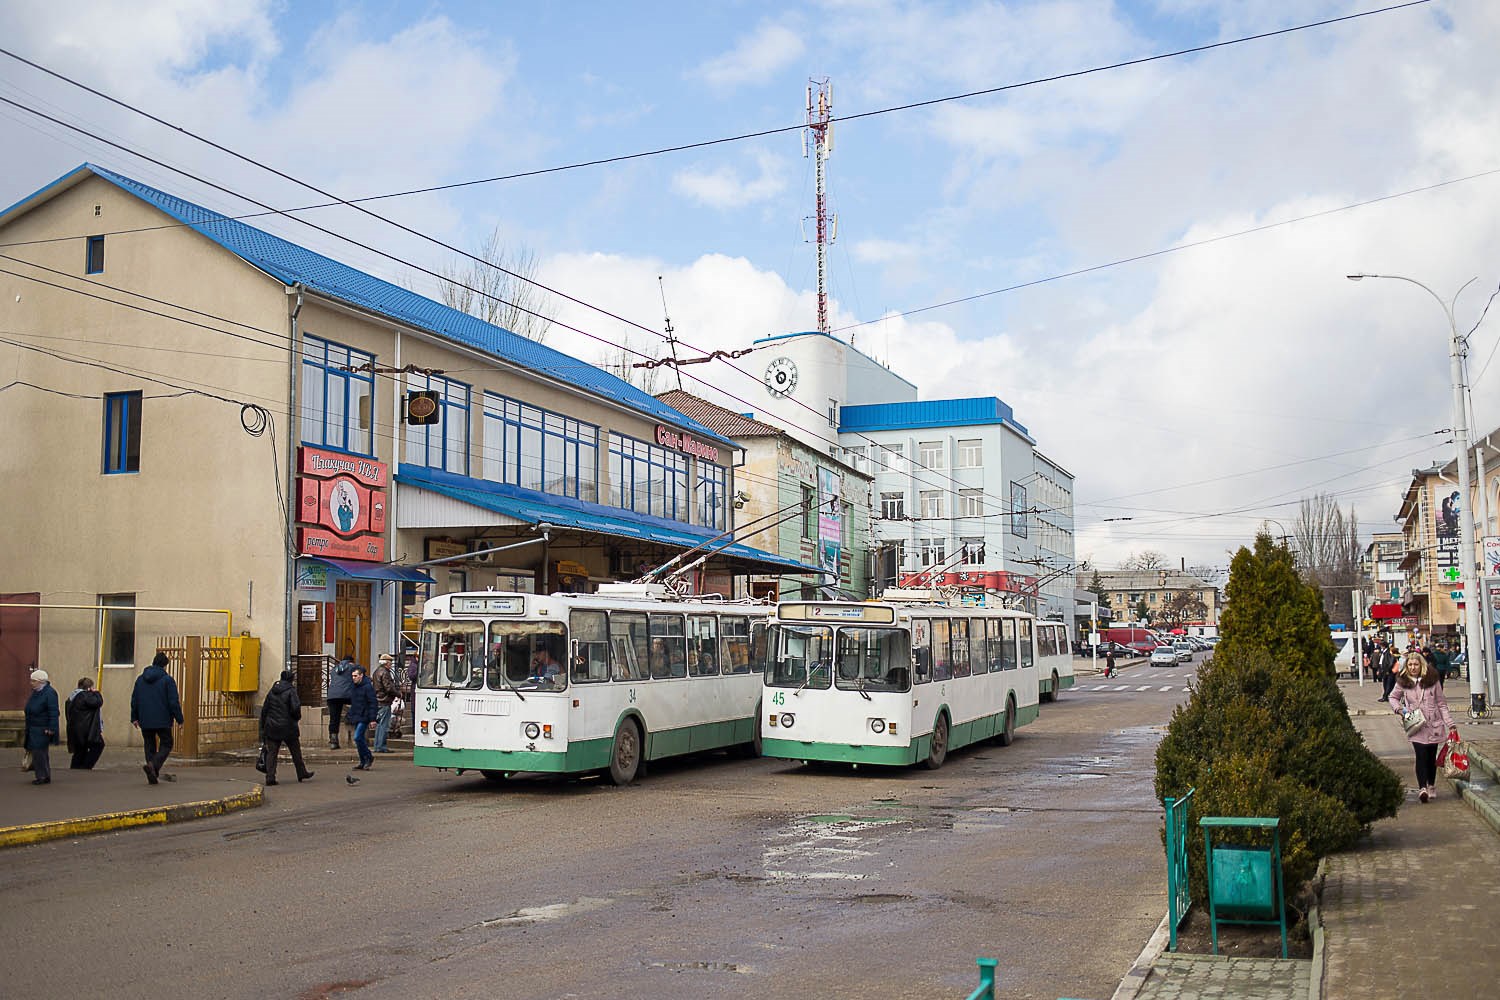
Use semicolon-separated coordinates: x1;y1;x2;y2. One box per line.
16;164;732;448
839;397;1032;440
299;556;435;584
397;465;821;575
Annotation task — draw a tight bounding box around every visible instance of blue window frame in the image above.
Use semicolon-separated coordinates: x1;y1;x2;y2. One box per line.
608;433;688;521
86;235;105;274
696;461;726;530
480;392;598;501
102;390;141;474
406;372;470;474
300;335;374;454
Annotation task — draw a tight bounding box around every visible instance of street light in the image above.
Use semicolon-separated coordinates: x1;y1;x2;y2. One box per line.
1348;272;1491;711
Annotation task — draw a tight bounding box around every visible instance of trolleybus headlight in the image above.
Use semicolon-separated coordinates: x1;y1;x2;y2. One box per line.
433;719;448;737
779;712;795;729
870;718;886;734
523;722;541;740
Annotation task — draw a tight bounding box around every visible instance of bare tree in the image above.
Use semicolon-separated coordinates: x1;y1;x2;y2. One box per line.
437;226;554;343
1294;493;1362;627
1158;591;1209;628
597;332;665;393
1122;550;1168;571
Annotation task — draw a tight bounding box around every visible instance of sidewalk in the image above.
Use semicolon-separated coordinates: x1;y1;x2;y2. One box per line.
1123;674;1500;1000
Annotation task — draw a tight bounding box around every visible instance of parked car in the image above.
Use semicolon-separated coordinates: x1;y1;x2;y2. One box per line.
1150;645;1180;667
1173;641;1195;663
1186;636;1210;651
1091;641;1134;657
1125;640;1157;656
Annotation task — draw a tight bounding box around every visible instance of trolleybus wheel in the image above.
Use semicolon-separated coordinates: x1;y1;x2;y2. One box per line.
924;712;949;770
1049;670;1061;703
480;770;508;783
608;719;642;786
996;697;1016;747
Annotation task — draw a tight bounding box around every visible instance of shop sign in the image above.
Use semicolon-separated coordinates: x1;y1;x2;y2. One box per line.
295;562;328;589
655;425;721;464
426;538;467;562
296;446;388;562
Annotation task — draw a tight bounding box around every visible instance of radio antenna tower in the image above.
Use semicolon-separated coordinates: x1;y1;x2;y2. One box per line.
803;78;837;334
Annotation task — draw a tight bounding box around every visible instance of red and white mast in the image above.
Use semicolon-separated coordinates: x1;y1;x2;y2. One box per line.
804;79;836;334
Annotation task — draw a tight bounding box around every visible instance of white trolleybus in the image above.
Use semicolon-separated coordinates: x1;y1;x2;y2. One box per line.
759;590;1072;769
413;584;768;784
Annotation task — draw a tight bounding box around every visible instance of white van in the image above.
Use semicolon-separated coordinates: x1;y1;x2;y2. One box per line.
1330;630;1361;678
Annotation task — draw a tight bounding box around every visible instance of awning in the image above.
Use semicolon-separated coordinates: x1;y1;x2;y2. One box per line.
300;556;435;584
1368;602;1405;620
397;467;822;576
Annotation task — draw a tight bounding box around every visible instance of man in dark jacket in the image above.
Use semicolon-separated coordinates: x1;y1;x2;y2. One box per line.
371;653;399;754
25;669;60;785
65;676;105;769
326;653;356;749
346;665;378;770
131;650;184;785
1376;641;1397;702
259;669;314;785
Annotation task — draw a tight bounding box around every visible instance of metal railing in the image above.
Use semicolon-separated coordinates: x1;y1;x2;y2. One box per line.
1164;787;1195;951
963;958;997;1000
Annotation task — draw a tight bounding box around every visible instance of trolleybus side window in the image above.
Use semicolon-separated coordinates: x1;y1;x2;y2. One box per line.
610;612;650;681
1000;618;1018;671
835;627;911;692
950;619;972;678
722;616;751;674
420;622;485;688
930;618;954;681
649;613;688;679
570;610;610;683
912;618;932;684
1019;619;1034;669
969;619;988;674
984;619;1004;672
688;615;719;676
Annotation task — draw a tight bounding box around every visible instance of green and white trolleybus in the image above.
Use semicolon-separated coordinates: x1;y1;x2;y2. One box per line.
760;590;1064;768
414;584;768;784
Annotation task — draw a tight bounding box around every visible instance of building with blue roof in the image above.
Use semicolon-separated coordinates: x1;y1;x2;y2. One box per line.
0;163;813;740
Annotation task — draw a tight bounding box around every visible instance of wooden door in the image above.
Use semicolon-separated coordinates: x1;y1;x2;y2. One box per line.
0;593;39;711
334;581;372;667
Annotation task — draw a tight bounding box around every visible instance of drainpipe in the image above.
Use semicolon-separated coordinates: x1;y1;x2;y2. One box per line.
283;284;305;681
391;328;403;649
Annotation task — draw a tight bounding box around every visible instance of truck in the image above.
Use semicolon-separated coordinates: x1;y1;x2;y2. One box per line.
1103;627;1157;656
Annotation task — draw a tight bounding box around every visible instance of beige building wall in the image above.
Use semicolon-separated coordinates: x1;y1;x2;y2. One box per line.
0;176;295;744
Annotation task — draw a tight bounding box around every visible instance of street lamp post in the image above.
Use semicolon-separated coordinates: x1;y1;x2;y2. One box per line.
1348;273;1491;711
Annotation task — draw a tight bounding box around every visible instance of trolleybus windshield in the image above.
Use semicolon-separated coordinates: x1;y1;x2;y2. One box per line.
764;623;835;689
419;620;568;692
834;627;911;693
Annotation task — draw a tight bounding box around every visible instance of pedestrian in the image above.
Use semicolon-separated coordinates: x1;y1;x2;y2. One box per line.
1377;641;1397;702
326;652;356;750
65;676;105;769
1431;642;1451;687
372;652;398;754
24;669;59;786
1104;648;1116;679
346;664;377;771
131;650;184;785
1389;650;1457;803
259;668;314;785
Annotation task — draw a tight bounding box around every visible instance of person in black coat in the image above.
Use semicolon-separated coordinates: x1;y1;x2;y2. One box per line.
65;676;105;769
259;669;314;785
24;669;60;785
131;650;184;785
346;665;378;771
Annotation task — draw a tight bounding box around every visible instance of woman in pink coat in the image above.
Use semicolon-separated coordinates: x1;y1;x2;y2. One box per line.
1389;651;1457;802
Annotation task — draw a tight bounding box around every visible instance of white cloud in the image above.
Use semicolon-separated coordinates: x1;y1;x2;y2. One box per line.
672;150;787;209
693;22;806;90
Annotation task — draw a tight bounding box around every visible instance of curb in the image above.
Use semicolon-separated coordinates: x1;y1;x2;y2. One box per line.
0;786;263;850
1451;744;1500;837
1110;911;1170;1000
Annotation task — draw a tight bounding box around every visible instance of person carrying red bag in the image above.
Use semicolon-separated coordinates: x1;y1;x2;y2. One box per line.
1390;651;1458;803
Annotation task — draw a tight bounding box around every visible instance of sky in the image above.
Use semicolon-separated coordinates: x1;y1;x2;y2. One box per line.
3;0;1499;573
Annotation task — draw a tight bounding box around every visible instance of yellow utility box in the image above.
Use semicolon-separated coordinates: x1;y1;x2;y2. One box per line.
223;636;261;692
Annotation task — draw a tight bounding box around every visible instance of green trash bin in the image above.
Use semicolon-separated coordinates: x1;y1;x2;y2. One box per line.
1200;817;1287;958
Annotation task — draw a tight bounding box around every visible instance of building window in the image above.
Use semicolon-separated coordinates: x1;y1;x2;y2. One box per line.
843;445;867;472
480;393;598;501
608;432;689;521
102;391;142;474
958;489;983;518
957;439;982;468
99;594;135;665
827;398;839;428
919;490;943;520
1009;481;1029;537
86;235;105;274
918;440;945;472
696;461;727;530
918;537;947;567
801;484;816;538
405;372;471;474
878;443;906;475
880;492;906;521
961;538;985;565
301;335;374;455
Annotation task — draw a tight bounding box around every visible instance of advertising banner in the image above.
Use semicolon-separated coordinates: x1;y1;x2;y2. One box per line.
297;446;388;561
817;467;842;580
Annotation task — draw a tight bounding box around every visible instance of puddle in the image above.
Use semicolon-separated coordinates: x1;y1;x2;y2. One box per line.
643;961;751;974
474;896;612;928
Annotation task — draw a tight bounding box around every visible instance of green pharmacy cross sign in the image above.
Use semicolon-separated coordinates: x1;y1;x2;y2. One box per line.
1443;567;1463;583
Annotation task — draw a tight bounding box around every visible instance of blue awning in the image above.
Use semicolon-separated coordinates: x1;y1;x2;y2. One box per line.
300;556;435;584
398;468;822;575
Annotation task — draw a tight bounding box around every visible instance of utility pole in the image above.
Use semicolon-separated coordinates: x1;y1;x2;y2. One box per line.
657;276;683;391
804;79;836;334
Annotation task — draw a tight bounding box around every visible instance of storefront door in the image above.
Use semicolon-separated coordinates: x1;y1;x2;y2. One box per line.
334;581;372;668
0;593;39;711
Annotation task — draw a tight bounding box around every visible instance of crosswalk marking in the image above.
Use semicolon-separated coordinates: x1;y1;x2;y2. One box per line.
1160;686;1175;692
1136;685;1152;691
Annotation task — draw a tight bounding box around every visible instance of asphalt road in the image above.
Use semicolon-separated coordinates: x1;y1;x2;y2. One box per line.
0;662;1198;1000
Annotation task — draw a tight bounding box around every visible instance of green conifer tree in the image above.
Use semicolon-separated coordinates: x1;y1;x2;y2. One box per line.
1216;532;1337;676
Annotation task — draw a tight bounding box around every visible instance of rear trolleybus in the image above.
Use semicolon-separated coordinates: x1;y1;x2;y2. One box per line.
759;590;1049;769
1036;619;1074;702
414;585;767;785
